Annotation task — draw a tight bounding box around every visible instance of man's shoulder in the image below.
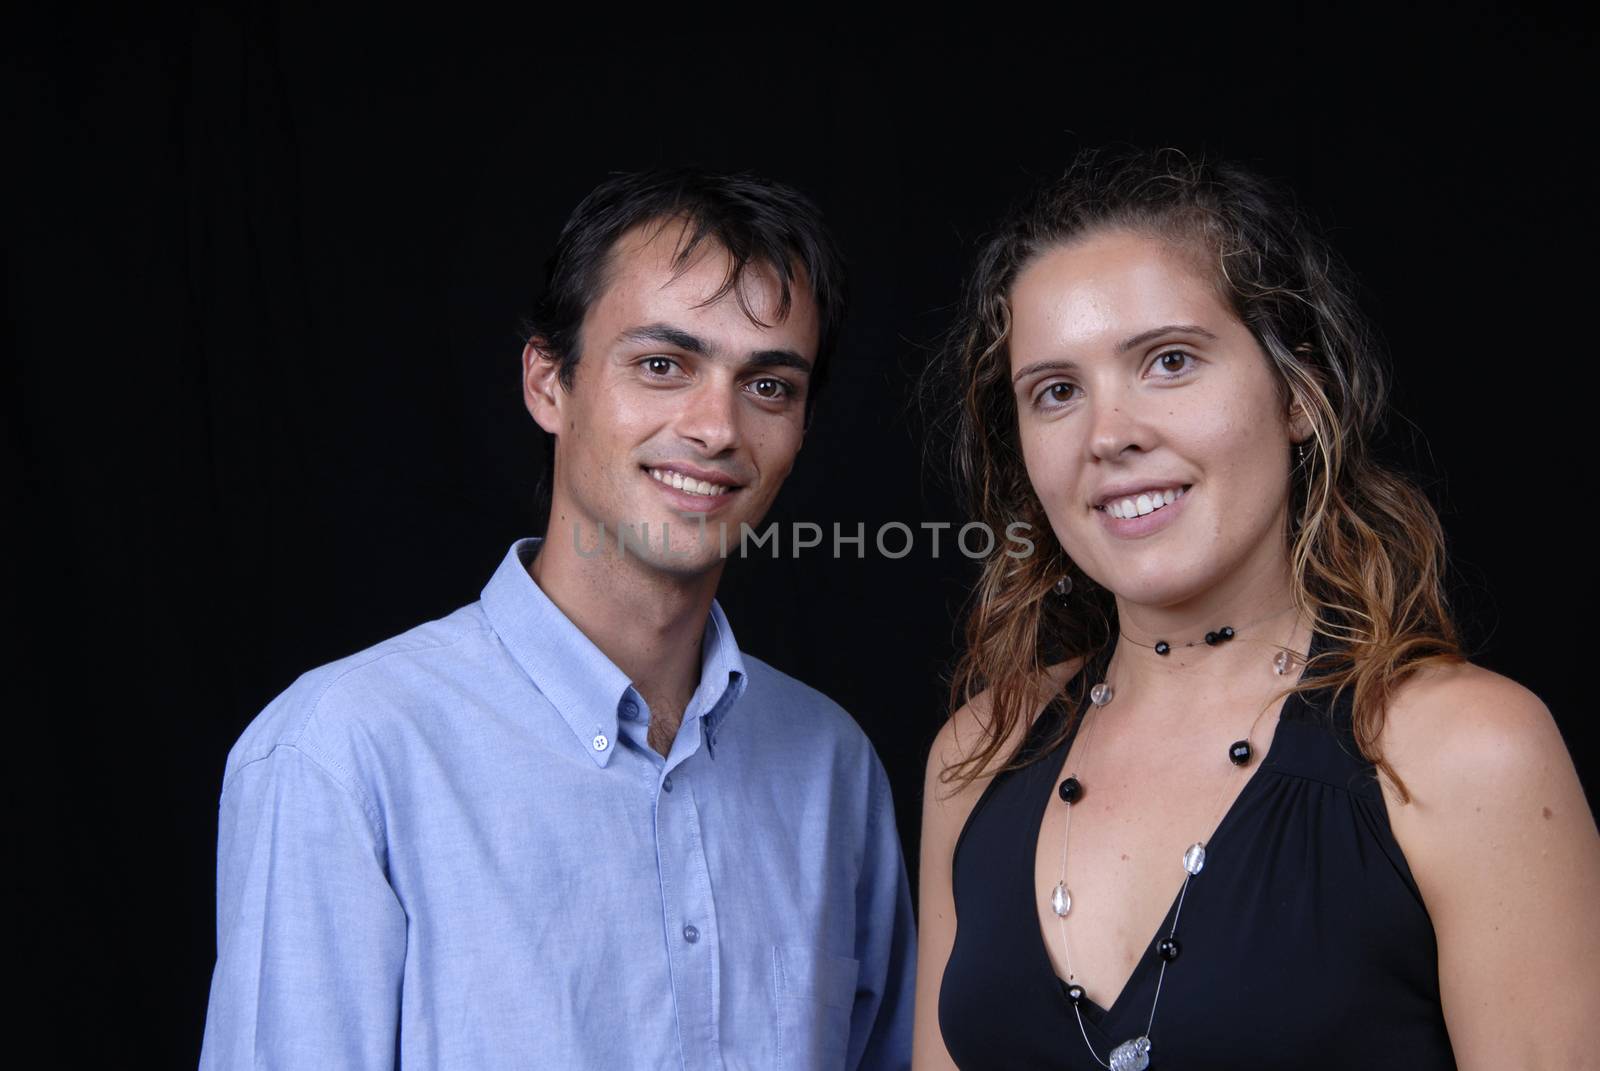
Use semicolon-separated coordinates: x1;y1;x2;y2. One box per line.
738;653;877;757
222;603;494;786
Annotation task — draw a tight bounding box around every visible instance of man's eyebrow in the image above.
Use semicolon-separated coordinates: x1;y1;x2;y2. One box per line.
619;323;710;355
621;323;812;377
1011;324;1220;384
742;350;813;377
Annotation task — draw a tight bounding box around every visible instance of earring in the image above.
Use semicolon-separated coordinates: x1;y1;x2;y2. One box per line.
1054;575;1073;599
1294;440;1310;465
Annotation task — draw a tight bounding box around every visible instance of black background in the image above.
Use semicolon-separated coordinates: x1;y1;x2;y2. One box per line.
9;4;1594;1063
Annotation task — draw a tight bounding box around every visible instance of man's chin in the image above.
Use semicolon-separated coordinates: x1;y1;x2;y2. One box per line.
603;519;733;575
626;544;727;579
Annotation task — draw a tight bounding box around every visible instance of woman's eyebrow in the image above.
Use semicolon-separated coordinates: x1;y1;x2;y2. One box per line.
1012;358;1078;384
1116;323;1218;352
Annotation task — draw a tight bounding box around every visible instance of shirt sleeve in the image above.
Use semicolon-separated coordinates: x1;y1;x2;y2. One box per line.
199;743;407;1070
849;754;918;1071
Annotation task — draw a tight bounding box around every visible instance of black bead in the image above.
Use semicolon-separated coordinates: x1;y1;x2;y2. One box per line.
1229;740;1253;766
1154;641;1170;656
1219;626;1235;641
1157;938;1181;962
1062;981;1087;1005
1058;776;1083;804
1204;631;1219;645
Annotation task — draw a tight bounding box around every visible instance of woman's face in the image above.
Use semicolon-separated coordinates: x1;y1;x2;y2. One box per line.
1008;229;1308;610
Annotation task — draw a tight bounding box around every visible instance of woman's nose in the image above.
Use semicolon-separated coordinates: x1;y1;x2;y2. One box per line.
1086;393;1153;462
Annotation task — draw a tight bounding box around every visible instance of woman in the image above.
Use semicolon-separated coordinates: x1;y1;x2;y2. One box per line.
913;149;1599;1070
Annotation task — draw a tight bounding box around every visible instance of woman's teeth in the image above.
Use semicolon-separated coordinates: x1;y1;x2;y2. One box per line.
1102;486;1186;520
648;467;731;497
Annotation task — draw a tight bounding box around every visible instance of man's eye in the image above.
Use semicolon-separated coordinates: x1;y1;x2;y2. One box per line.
643;356;677;375
749;378;791;400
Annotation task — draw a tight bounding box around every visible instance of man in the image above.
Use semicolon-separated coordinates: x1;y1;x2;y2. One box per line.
199;170;916;1069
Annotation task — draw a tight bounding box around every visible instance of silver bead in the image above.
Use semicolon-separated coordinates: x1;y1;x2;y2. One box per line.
1183;842;1206;876
1050;882;1072;917
1054;575;1073;597
1090;682;1114;706
1273;650;1294;675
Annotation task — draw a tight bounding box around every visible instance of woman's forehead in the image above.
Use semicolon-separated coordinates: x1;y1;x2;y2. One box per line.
1008;232;1229;362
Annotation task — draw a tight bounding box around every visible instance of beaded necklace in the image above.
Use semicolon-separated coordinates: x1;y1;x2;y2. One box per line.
1046;620;1305;1070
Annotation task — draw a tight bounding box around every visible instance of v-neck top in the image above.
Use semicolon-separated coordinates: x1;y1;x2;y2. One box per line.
938;631;1457;1069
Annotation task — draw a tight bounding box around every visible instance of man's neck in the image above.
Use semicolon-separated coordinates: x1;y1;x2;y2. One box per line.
530;519;722;755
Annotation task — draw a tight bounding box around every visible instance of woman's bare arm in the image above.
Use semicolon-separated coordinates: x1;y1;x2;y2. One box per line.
913;660;1081;1070
1383;663;1600;1070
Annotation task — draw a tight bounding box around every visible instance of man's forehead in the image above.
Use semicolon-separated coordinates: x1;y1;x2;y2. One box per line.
610;219;792;291
593;220;816;336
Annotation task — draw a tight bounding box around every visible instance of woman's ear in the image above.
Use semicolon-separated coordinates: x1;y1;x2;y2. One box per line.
1286;346;1319;444
522;340;566;436
1285;384;1315;446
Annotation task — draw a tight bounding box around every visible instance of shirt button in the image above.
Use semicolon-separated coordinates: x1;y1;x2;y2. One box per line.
662;776;673;792
682;924;699;944
592;733;609;752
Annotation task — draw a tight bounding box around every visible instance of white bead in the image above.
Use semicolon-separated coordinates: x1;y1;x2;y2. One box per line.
1183;842;1206;875
1110;1036;1152;1071
1050;882;1072;917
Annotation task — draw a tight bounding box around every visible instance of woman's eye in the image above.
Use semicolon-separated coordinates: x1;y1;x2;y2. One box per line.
749;378;791;400
1036;382;1078;407
1153;350;1195;377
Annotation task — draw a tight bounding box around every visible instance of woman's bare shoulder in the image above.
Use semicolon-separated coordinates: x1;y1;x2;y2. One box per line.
1377;657;1600;1062
1379;655;1594;869
925;655;1086;808
1381;657;1565;792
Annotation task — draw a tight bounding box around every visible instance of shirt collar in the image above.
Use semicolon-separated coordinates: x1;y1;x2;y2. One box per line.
480;537;748;767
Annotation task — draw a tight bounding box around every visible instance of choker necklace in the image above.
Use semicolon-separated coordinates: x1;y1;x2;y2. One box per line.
1047;627;1306;1071
1118;605;1297;658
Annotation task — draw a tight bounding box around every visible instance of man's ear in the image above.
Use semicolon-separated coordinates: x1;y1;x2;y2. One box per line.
522;340;566;436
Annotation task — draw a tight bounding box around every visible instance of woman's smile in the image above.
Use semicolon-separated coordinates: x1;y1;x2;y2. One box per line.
1093;483;1192;538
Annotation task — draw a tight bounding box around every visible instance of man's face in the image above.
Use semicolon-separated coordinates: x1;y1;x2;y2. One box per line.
524;220;819;577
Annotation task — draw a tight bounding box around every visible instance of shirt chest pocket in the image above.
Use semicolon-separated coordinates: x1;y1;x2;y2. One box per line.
773;945;859;1071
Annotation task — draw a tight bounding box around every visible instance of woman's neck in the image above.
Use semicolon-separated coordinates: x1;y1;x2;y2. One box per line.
1103;569;1312;719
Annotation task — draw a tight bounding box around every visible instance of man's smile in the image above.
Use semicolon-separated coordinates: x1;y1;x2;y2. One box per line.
643;464;743;497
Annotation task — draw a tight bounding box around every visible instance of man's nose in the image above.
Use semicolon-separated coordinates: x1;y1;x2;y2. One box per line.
677;378;740;456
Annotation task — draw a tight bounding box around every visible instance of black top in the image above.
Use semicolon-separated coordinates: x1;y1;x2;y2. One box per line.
938;631;1456;1069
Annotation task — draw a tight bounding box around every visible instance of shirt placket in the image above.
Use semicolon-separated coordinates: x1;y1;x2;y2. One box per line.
654;719;723;1071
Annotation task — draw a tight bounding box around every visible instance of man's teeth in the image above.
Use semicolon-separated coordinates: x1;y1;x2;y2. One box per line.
1105;486;1185;519
648;467;731;497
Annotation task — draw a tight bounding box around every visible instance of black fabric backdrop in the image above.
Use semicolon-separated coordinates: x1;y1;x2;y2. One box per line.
9;4;1594;1062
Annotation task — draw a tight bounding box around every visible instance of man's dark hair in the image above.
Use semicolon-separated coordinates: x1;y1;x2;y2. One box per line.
523;167;847;432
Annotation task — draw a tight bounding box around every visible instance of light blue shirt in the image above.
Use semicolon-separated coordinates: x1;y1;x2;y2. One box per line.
199;537;915;1070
